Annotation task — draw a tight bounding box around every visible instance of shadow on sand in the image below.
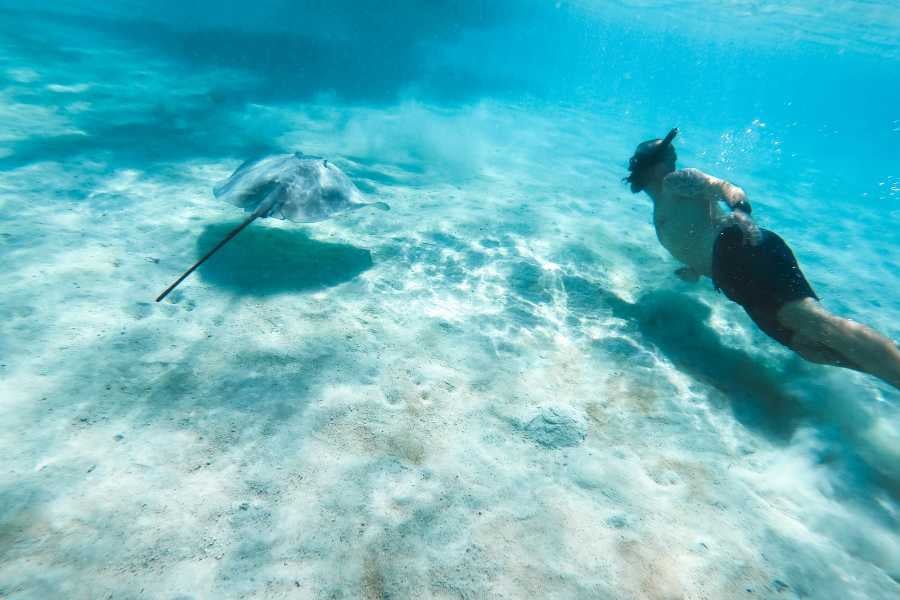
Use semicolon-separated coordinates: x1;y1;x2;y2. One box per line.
194;221;373;296
562;274;807;442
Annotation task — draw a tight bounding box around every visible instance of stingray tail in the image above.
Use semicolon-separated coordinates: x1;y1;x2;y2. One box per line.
155;211;259;302
157;191;281;302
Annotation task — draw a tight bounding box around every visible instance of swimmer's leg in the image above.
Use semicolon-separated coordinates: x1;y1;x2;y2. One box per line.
778;298;900;389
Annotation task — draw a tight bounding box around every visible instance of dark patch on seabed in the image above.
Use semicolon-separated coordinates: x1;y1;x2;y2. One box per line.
0;101;282;172
191;222;373;295
0;3;526;105
560;274;809;441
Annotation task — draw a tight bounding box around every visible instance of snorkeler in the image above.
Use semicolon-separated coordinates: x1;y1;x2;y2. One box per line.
624;128;900;389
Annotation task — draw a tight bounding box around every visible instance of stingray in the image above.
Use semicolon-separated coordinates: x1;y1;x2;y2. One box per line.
156;152;388;302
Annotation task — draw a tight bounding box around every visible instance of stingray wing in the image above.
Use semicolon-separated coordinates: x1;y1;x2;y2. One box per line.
213;154;298;211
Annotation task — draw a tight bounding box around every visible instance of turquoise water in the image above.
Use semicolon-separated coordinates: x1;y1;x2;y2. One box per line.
1;2;898;598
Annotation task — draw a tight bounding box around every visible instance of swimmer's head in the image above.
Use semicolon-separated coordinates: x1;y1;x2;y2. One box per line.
624;128;678;193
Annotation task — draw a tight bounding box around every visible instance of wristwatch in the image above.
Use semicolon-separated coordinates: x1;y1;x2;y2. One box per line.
733;199;752;215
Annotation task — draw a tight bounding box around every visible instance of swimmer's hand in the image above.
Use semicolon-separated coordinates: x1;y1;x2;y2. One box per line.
725;186;750;212
675;266;700;283
733;211;762;246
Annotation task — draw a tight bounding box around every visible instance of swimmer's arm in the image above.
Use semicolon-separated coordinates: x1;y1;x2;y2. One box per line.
665;169;759;244
689;170;751;212
730;210;762;245
709;176;749;211
700;174;760;242
664;168;749;211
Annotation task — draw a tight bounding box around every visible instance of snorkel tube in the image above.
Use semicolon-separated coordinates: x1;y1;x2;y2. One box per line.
656;127;678;156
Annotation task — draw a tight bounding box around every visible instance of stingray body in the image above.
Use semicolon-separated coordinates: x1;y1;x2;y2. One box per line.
156;153;387;302
215;153;385;222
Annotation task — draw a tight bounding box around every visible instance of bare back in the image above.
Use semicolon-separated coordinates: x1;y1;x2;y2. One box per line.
650;168;734;277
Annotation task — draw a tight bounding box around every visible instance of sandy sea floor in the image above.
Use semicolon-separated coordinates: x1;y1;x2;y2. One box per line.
1;6;900;600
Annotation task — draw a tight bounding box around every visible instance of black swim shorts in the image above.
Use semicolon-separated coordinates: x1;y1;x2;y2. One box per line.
711;224;818;347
